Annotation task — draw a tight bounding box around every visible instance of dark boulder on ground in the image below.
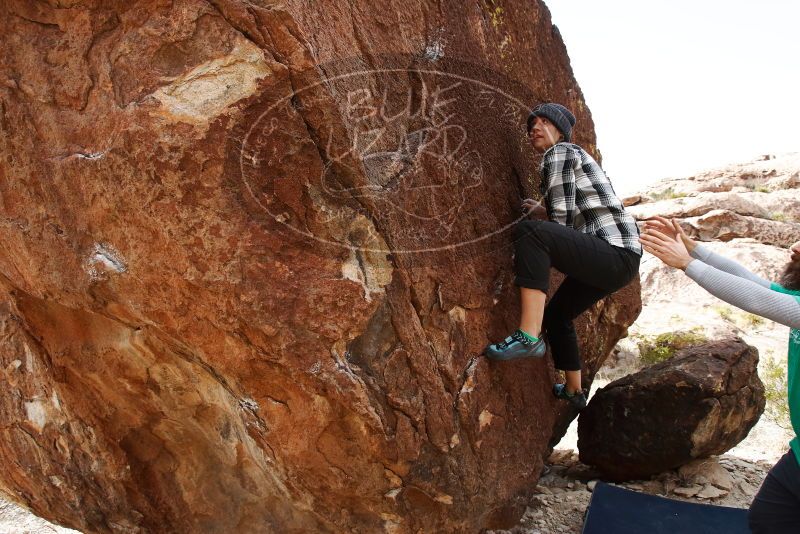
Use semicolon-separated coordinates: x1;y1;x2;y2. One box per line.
577;337;765;481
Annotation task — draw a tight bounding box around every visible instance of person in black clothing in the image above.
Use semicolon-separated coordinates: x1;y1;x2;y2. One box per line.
483;103;642;409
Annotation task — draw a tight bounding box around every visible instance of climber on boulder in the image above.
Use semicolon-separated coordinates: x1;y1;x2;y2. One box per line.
483;102;642;410
640;217;800;534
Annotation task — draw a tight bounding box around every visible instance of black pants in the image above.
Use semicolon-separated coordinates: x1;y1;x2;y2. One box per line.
749;449;800;533
513;220;640;371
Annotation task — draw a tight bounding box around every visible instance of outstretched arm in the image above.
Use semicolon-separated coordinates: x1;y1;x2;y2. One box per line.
640;225;800;328
643;216;771;287
685;261;800;329
689;244;772;288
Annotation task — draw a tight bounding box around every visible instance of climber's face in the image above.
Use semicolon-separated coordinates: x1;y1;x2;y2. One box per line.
528;116;563;152
790;240;800;262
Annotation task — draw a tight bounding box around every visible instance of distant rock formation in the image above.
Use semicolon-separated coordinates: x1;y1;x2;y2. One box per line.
578;338;765;481
625;153;800;247
0;1;639;533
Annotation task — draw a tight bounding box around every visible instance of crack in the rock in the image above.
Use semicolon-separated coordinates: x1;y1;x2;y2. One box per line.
265;395;289;410
382;463;403;483
453;355;478;412
476;0;489;31
451;354;479;465
9;12;60;30
435;0;445;28
353;248;372;300
207;1;268;50
420;3;431;42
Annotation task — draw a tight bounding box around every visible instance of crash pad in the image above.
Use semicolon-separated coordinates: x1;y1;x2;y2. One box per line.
582;482;750;534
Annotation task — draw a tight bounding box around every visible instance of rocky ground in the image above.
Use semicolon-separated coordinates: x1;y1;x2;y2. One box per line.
489;449;773;534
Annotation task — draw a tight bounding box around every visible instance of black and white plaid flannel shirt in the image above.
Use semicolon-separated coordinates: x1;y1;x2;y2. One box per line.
539;142;642;255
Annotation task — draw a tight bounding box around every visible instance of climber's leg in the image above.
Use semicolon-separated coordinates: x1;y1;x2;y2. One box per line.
487;220;639;361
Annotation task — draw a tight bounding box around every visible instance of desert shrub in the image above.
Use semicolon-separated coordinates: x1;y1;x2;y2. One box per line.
714;305;733;322
767;212;798;223
744;181;770;193
637;329;708;365
650;187;686;201
763;357;791;430
714;305;766;329
744;313;765;328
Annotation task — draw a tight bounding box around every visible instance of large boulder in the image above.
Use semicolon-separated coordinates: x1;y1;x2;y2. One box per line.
578;338;765;481
0;1;640;532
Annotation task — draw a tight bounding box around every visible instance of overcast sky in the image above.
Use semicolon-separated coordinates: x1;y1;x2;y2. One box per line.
546;0;800;196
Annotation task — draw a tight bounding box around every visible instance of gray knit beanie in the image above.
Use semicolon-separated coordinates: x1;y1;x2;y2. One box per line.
526;103;576;142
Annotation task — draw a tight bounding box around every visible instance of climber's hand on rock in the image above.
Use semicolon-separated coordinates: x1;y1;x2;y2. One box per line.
640;228;693;270
521;198;547;220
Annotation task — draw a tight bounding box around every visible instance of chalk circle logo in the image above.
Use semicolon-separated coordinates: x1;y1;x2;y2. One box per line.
239;55;536;257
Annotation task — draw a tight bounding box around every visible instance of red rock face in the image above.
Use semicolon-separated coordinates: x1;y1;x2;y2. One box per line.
0;0;640;532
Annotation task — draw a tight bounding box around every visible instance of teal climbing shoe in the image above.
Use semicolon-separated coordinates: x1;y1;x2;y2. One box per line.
553;383;588;410
484;329;546;361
